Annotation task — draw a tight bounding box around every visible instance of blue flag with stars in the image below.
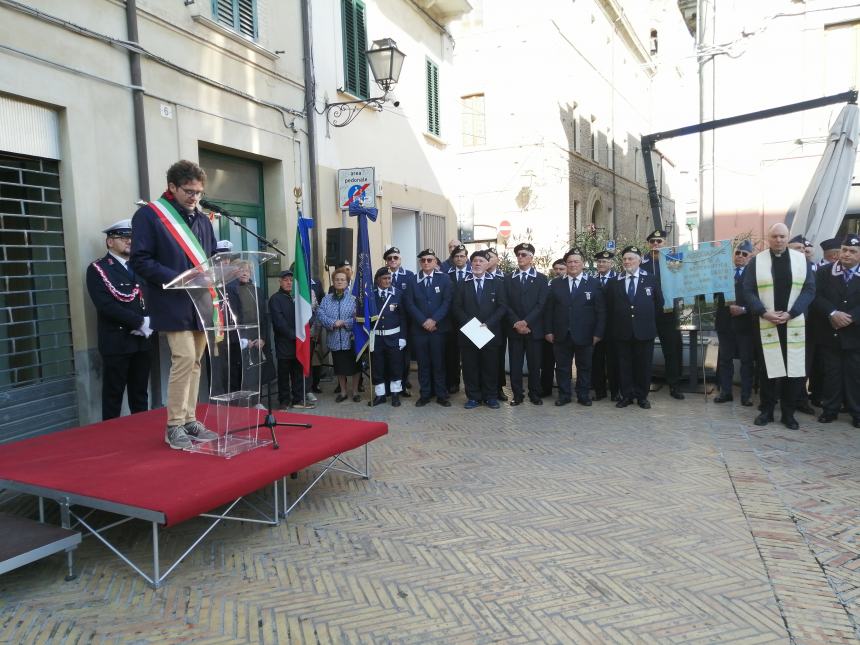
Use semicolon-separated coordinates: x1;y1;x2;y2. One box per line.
349;201;378;360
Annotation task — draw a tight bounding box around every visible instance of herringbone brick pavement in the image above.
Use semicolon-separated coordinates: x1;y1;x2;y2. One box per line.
1;388;858;644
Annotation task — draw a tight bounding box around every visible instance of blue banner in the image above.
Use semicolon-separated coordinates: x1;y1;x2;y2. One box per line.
349;202;378;359
657;240;735;306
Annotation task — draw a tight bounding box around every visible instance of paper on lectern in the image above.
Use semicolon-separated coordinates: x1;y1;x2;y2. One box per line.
460;317;494;349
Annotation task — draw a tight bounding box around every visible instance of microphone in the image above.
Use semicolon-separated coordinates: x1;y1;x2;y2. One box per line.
200;199;224;214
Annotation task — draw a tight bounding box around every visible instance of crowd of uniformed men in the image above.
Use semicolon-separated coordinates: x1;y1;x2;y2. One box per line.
86;161;859;445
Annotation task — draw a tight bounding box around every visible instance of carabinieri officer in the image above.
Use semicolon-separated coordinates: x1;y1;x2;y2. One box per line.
86;219;152;420
369;267;406;407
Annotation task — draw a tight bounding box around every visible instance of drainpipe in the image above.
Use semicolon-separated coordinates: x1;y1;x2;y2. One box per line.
301;0;322;273
126;0;160;404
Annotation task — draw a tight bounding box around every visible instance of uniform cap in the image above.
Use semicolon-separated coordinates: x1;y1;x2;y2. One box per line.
563;247;584;260
103;219;132;237
788;234;805;245
417;248;436;258
593;250;615;260
374;266;392;280
450;244;467;257
820;237;841;251
803;238;814;248
470;250;490;262
736;239;754;254
621;245;642;256
279;269;294;278
383;246;400;259
552;258;566;267
215;239;233;252
843;234;860;247
646;229;667;241
336;259;352;268
513;242;535;255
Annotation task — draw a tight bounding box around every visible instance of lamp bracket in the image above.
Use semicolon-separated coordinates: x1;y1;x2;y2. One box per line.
323;95;388;128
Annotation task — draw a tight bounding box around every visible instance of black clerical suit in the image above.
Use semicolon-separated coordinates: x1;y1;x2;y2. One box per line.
86;253;151;420
812;262;860;422
591;271;619;399
545;273;606;403
742;250;815;420
452;274;508;403
715;266;754;400
607;271;663;403
506;267;548;402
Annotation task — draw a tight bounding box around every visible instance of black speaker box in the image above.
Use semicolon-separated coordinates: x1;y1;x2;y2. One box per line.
325;227;353;267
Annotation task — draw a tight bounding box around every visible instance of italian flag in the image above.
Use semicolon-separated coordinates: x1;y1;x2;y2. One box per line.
294;214;314;376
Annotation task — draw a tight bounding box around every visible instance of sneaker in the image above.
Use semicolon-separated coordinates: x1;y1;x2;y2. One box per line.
306;392;318;403
165;425;192;450
184;420;218;442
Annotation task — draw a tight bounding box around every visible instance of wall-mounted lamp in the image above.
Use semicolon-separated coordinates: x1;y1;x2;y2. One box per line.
323;38;406;127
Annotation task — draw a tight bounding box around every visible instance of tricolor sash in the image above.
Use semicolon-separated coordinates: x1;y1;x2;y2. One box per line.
755;249;807;379
149;197;223;337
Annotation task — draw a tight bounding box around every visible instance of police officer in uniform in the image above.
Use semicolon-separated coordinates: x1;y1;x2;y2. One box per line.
453;250;509;409
813;234;860;428
404;249;453;406
506;242;548;405
591;250;619;401
384;246;414;396
714;240;755;405
544;248;606;406
608;245;663;409
86;219;152;420
641;229;685;399
369;267;406;407
445;244;471;393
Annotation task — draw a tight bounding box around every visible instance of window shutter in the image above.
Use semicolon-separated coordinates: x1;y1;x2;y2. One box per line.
341;0;368;98
426;59;440;136
214;0;257;39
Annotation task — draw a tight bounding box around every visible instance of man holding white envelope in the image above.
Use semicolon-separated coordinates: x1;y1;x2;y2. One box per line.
452;250;509;409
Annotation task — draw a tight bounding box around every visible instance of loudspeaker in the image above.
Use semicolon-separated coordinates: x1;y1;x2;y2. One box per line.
325;227;353;267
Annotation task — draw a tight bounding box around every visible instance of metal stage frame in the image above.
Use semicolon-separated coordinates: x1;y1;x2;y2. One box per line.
1;445;369;589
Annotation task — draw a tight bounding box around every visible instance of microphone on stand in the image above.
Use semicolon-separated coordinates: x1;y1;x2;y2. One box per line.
200;199;223;216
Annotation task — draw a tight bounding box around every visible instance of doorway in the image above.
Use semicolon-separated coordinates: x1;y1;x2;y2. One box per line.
392;207;419;272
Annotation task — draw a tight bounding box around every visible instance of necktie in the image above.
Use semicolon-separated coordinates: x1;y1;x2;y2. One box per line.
457;269;463;282
600;276;606;287
425;276;432;291
627;276;635;302
476;278;484;299
735;268;742;280
520;273;526;285
125;262;137;283
845;270;853;285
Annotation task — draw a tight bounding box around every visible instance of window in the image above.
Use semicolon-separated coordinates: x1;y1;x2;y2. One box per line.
461;93;485;146
342;0;369;98
213;0;257;40
426;59;440;137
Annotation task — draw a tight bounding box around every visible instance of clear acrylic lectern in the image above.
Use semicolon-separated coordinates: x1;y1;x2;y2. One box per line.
164;250;276;457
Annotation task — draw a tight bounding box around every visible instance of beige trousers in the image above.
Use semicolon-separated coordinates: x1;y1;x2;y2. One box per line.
165;330;207;427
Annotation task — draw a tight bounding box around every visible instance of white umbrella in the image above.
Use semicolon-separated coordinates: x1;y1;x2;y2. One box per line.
789;102;859;255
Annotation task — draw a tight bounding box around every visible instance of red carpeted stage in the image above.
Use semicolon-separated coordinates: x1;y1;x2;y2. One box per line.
0;405;387;587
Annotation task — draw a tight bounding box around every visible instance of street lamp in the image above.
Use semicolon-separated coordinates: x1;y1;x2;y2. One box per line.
323;38;406;127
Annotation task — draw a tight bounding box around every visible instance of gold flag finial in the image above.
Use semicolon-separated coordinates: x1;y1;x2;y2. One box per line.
293;186;302;206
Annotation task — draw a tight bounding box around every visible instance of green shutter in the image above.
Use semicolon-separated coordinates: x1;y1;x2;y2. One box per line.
341;0;369;98
213;0;257;39
426;59;440;136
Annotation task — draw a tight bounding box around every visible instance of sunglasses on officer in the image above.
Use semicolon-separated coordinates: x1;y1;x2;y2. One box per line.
734;250;750;257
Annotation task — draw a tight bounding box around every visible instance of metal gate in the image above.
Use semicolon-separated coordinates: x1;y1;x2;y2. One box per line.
0;152;77;442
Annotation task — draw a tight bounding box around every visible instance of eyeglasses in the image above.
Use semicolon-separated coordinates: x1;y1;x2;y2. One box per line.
649;239;665;244
516;252;531;258
734;251;750;257
386;255;400;260
419;258;436;263
177;186;204;198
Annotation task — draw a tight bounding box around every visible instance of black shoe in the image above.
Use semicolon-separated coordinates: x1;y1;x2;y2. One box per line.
616;398;632;408
510;398;524;406
796;402;816;415
818;413;837;423
391;393;401;407
670;387;685;400
578;398;592;406
741;398;754;407
400;389;411;398
415;397;431;407
554;398;571;407
436;397;452;407
529;396;543;405
369;395;387;407
782;416;799;430
754;411;773;426
497;391;509;401
638;399;651;409
335;394;348;403
713;394;733;403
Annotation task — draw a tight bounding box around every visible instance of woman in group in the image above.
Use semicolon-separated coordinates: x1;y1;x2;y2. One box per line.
316;269;361;402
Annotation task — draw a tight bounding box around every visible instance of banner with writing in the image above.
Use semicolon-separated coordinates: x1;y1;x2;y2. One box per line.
657;240;735;307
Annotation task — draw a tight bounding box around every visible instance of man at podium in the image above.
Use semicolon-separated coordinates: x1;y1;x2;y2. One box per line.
130;160;219;450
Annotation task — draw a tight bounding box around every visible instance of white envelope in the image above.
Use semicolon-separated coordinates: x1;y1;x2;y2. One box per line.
460;317;495;349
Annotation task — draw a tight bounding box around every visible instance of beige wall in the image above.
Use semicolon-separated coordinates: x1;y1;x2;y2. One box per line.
0;0;308;423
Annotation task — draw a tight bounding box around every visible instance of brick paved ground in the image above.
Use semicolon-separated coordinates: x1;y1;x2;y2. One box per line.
1;387;858;644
